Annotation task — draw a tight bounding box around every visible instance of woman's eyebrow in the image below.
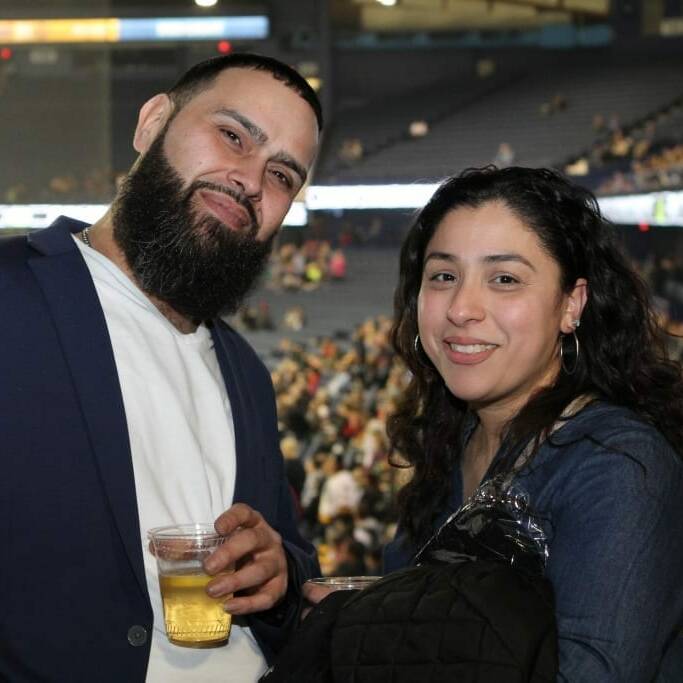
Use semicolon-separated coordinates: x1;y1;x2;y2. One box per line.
424;251;456;265
423;251;536;271
483;253;536;271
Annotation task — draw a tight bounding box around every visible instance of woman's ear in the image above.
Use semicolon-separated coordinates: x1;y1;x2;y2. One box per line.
132;93;174;154
560;278;588;334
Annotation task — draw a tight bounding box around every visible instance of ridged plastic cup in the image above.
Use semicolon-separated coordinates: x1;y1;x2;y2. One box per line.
148;524;233;647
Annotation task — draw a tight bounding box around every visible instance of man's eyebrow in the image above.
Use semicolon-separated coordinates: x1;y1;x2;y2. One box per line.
213;108;308;185
213;108;268;144
423;251;536;271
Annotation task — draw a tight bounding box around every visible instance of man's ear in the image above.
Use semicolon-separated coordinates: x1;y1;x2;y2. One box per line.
133;93;174;154
560;278;588;334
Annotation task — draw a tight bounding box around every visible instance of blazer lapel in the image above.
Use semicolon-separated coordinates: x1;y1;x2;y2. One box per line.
27;218;148;600
211;325;264;509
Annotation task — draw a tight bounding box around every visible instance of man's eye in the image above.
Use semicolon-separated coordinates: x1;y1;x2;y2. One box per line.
271;169;293;189
222;129;241;145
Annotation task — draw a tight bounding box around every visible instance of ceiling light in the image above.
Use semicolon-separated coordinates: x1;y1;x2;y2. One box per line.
195;0;218;8
376;0;397;6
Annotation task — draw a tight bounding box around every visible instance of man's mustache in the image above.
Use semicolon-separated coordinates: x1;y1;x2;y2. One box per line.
185;181;259;232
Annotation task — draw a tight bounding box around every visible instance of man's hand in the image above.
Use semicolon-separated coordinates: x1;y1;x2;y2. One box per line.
203;503;288;615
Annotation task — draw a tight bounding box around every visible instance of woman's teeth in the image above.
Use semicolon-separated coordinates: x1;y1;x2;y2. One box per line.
448;343;496;354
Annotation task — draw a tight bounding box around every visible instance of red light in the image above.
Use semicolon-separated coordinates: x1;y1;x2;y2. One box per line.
0;47;12;60
638;221;650;233
217;40;232;54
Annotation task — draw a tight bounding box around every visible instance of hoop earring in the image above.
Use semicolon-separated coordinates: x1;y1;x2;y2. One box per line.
560;331;580;375
414;334;420;354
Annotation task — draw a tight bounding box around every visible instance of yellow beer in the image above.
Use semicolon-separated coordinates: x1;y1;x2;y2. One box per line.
159;572;232;646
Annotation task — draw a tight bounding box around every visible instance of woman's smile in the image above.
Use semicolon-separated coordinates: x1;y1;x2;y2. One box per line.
443;337;499;365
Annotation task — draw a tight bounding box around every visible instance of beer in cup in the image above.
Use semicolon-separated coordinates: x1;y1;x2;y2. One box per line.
148;524;233;646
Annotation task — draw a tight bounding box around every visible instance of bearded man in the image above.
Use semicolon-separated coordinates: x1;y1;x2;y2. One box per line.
0;53;321;683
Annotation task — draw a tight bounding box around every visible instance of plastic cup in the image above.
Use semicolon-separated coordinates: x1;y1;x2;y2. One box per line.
147;524;233;647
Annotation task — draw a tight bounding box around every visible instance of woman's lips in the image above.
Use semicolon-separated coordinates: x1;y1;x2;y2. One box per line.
197;190;251;231
443;339;498;365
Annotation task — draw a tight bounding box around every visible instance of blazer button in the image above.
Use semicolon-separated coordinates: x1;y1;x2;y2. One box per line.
127;625;148;647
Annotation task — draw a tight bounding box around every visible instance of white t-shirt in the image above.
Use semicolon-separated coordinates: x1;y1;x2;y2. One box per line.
74;236;267;682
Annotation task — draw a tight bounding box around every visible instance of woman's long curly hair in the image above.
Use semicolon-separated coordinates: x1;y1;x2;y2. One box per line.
388;166;683;546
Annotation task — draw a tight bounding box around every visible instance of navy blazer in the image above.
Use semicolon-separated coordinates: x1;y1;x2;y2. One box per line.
0;217;319;682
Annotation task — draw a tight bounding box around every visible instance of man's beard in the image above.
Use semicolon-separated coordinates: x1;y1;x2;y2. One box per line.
112;130;274;324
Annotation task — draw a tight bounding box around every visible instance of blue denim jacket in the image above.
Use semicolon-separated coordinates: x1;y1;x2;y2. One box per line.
384;401;683;682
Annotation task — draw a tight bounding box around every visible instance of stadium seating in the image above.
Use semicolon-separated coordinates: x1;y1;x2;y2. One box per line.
316;61;683;184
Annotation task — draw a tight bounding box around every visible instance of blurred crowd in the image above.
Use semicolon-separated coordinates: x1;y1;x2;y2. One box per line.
595;142;683;195
567;99;683;195
264;240;347;292
634;254;683;361
271;316;411;576
2;168;120;203
236;240;348;334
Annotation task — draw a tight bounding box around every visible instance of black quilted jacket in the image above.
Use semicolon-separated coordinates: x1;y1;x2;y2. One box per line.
261;559;558;683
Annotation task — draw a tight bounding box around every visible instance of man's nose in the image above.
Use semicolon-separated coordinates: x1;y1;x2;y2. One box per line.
227;161;263;201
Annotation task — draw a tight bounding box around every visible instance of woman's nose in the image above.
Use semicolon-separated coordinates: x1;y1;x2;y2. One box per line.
446;283;486;326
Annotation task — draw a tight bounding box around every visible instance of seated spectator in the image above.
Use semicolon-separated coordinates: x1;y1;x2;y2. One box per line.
282;305;307;331
329;249;347;280
592;112;606;133
338;137;364;163
330;538;367;577
318;454;362;525
493;142;515;167
255;300;275;330
304;260;323;288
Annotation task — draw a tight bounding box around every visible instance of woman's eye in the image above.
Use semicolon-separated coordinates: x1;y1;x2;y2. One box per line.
429;272;456;283
492;274;519;285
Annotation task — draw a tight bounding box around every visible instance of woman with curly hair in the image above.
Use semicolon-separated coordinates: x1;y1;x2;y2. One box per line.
384;166;683;681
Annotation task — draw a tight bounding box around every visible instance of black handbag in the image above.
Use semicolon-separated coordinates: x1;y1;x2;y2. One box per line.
261;478;558;683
